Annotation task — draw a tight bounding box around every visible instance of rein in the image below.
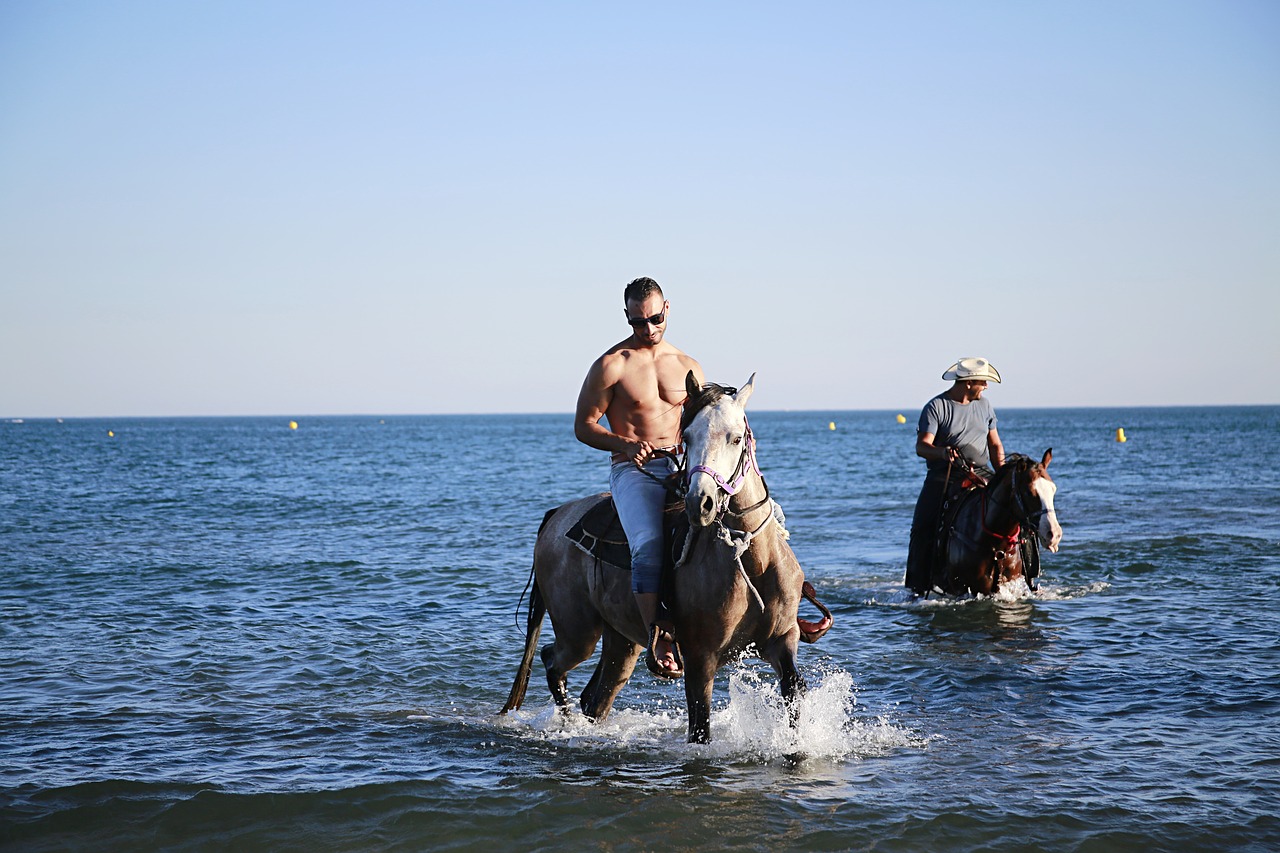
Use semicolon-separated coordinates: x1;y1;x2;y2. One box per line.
980;486;1021;547
633;446;686;490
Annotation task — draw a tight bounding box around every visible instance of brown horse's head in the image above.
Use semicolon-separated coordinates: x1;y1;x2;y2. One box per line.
997;449;1062;553
682;371;757;527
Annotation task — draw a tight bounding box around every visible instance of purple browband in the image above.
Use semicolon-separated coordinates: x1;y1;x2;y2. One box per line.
686;426;759;496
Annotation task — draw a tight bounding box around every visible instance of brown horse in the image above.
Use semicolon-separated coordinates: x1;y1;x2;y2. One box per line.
501;372;832;743
929;449;1063;597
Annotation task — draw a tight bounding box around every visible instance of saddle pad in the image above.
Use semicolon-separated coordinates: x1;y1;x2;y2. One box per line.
565;494;632;571
564;493;689;574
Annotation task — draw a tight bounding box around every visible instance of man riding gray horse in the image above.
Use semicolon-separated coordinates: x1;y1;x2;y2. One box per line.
574;276;703;677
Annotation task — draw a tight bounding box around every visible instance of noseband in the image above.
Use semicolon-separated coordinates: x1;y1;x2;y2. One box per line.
685;422;771;521
687;424;760;496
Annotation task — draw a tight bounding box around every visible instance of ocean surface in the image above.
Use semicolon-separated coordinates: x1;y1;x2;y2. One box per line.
2;406;1278;852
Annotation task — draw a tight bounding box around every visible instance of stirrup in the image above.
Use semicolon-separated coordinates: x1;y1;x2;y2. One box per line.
644;622;684;680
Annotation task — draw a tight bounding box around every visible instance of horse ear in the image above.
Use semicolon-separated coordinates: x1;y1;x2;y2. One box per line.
735;373;756;409
685;370;700;401
1042;448;1053;468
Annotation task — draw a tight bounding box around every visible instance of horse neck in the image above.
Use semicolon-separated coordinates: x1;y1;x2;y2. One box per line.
982;471;1022;539
728;469;778;566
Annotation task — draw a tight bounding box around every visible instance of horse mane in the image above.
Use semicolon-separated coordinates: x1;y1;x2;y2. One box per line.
680;382;738;433
990;453;1037;490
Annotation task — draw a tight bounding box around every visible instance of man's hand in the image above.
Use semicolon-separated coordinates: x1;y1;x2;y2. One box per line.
628;439;657;467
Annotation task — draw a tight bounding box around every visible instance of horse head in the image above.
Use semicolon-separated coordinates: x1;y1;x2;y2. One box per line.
681;371;757;527
1023;448;1063;553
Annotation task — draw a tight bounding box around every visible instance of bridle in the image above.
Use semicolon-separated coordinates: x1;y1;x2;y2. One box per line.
685;421;772;524
682;417;778;615
983;465;1055;544
688;422;757;495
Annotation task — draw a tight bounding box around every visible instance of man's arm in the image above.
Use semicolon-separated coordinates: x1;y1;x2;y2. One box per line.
574;355;654;463
574;357;622;453
916;432;959;463
987;427;1005;469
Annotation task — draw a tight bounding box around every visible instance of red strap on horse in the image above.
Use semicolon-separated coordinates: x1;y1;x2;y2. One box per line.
980;489;1021;546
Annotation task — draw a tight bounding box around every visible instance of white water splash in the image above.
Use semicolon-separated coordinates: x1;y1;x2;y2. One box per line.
863;577;1112;608
493;663;918;762
1033;580;1111;601
706;664;915;761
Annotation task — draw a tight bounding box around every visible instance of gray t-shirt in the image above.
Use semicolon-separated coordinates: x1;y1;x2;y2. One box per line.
918;393;998;473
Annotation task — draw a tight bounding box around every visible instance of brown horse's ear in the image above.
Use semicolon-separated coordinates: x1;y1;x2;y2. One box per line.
1042;448;1053;468
685;370;701;401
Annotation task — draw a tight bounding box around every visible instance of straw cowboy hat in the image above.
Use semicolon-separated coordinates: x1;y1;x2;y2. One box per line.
942;357;1001;383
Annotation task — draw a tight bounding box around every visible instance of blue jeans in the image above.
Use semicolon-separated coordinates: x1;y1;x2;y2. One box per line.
609;457;678;595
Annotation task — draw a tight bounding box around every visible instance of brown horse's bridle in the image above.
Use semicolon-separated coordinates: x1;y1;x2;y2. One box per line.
1004;467;1055;527
982;465;1054;552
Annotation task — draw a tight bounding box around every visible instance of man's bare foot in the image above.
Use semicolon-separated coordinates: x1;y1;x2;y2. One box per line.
645;624;684;679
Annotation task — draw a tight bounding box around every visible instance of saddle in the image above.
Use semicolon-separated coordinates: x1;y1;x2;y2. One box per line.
565;493;689;577
566;492;834;644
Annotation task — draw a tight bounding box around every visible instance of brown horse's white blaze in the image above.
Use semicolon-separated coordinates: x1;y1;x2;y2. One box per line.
1031;450;1063;553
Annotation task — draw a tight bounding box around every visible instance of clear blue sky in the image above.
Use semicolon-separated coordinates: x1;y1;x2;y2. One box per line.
2;1;1277;417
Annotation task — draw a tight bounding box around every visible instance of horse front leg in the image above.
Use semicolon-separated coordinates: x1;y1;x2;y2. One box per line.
764;634;807;727
683;653;717;743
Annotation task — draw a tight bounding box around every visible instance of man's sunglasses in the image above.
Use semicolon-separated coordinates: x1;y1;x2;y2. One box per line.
625;307;667;328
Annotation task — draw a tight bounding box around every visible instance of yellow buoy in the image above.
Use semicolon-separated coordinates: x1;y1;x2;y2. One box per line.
289;421;298;430
107;430;114;437
1116;427;1126;443
896;414;907;424
828;421;836;430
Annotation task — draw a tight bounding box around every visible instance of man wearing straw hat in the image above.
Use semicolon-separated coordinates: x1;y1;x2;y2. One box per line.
905;357;1006;597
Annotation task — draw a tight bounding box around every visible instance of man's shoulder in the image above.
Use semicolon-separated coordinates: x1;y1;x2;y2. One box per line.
969;396;996;416
593;339;640;369
662;348;700;369
923;393;951;414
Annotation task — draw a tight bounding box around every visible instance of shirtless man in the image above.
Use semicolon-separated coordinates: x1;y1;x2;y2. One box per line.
574;277;704;677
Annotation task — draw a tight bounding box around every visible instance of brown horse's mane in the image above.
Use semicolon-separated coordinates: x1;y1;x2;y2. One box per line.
680;382;738;433
990;453;1039;491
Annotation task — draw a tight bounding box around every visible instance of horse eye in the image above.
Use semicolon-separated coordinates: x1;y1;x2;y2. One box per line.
732;435;743;445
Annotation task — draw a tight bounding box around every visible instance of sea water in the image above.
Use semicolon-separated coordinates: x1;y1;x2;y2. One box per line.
2;407;1278;851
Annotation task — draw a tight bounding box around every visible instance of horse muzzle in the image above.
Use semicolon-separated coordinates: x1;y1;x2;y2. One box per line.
685;483;723;528
1040;514;1063;553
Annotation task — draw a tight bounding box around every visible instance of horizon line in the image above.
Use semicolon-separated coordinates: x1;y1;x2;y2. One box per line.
4;401;1278;422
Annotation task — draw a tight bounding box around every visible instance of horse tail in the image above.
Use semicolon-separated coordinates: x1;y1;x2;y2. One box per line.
500;507;556;714
499;578;544;713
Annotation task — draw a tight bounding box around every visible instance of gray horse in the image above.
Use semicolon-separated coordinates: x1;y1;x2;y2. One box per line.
501;372;831;743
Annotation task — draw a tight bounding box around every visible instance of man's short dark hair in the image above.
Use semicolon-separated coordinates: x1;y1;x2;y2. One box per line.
623;277;663;305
